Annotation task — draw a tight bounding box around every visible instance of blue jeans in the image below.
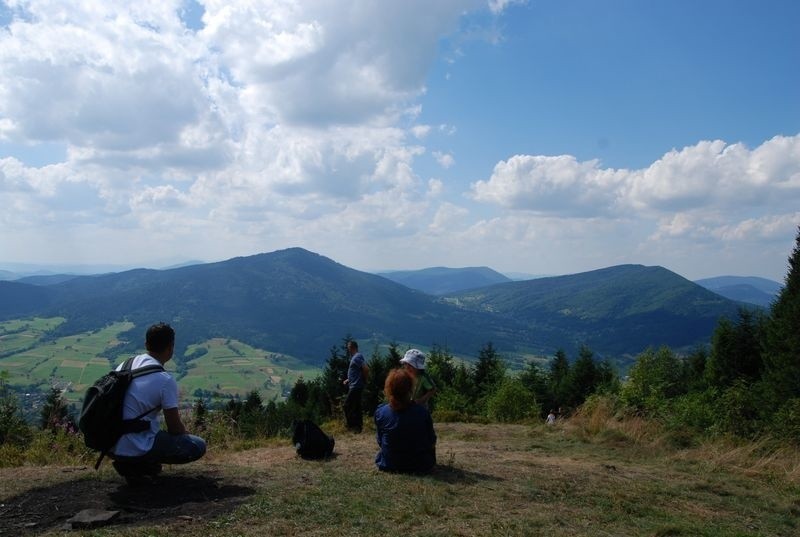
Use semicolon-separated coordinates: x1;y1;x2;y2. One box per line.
116;431;206;465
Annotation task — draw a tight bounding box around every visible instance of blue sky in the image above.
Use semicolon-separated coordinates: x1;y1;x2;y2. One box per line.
0;0;798;281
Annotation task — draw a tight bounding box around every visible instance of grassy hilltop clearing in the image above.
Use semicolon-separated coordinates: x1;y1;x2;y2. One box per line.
0;411;797;536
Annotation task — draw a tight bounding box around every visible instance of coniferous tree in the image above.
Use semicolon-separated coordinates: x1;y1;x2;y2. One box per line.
762;226;800;403
40;387;70;431
567;345;599;407
289;377;310;407
192;398;207;430
519;361;549;415
705;308;764;388
427;344;456;388
319;341;350;415
364;345;392;416
473;342;505;397
548;349;571;410
682;346;708;392
0;371;31;446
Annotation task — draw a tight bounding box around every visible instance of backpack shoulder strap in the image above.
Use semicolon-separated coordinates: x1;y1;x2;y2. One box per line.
131;364;165;378
120;356;165;378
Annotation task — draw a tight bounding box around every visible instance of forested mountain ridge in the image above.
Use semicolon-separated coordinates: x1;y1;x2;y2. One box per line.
378;266;512;295
0;250;749;365
0;248;525;364
444;264;747;358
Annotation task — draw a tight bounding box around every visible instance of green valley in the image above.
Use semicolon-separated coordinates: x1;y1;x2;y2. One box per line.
0;319;319;407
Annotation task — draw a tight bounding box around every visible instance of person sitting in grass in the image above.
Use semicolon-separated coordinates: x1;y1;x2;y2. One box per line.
374;368;437;474
399;348;437;409
110;323;206;485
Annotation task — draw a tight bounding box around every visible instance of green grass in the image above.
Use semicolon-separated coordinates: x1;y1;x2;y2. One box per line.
0;415;798;536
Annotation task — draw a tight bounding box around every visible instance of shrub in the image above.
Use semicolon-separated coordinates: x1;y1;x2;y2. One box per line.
663;390;719;433
771;398;800;444
485;378;537;423
435;386;473;415
713;381;760;438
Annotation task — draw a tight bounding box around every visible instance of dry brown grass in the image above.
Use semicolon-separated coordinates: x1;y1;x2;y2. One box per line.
1;418;798;536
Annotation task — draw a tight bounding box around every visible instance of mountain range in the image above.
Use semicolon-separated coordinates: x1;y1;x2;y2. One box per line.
693;276;782;308
0;248;758;367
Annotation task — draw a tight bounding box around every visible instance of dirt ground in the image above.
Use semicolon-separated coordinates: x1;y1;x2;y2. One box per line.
0;462;259;534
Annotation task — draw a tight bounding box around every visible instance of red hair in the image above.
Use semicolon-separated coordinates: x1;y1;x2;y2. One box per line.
384;368;413;410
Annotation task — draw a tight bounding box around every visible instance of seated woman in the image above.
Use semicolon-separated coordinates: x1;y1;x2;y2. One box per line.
374;368;437;473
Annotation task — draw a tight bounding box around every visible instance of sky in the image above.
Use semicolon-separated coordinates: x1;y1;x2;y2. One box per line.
0;0;798;282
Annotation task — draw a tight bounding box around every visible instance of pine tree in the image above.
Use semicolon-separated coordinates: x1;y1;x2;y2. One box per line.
762;226;800;403
473;342;505;396
548;349;571;409
567;345;599;407
192;398;207;430
1;371;31;446
706;308;764;388
40;387;70;431
427;344;456;388
519;360;550;415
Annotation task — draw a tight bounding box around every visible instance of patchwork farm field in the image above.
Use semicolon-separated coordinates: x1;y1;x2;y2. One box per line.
179;338;319;403
0;319;320;407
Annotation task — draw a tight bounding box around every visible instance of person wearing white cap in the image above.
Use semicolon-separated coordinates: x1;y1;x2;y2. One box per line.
399;349;437;409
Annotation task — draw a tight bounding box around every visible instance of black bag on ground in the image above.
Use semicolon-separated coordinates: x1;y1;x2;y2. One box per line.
78;357;164;469
292;419;335;459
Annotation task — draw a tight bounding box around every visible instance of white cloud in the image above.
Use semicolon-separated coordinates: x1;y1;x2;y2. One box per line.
626;137;798;211
201;0;475;126
0;2;795;283
429;202;468;234
411;125;431;139
432;151;455;169
427;178;444;197
471;135;800;220
470;154;628;216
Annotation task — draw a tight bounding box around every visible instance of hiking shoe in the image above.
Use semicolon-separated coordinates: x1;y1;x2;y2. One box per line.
112;460;162;481
123;473;159;487
112;460;135;477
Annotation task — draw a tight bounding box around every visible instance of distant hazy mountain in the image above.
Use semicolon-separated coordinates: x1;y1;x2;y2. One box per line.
17;274;81;286
379;266;512;295
0;250;749;366
0;270;18;281
445;264;746;362
502;272;550;281
694;276;782;308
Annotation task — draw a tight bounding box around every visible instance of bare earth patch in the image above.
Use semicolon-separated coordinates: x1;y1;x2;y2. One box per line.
0;464;257;534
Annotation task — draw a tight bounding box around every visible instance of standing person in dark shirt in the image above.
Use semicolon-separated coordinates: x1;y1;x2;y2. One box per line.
374;368;437;473
343;340;369;433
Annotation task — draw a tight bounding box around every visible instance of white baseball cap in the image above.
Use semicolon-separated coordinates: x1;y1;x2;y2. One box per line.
400;349;426;369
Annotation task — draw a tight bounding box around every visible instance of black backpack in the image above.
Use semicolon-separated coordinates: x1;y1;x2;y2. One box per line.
292;420;335;460
78;357;164;469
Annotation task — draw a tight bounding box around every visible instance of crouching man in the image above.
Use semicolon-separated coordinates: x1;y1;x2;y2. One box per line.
110;322;206;484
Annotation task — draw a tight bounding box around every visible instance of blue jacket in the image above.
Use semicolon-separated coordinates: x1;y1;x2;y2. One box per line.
374;402;436;473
